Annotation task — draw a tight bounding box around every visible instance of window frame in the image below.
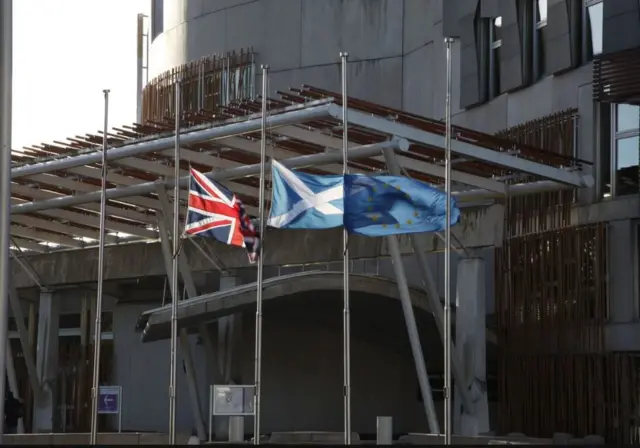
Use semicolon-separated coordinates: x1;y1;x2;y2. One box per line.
533;0;547;81
489;16;502;99
610;104;640;198
635;221;640;320
151;0;164;42
581;0;603;64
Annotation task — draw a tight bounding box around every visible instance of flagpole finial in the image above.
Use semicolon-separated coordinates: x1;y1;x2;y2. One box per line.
261;64;269;70
339;51;349;58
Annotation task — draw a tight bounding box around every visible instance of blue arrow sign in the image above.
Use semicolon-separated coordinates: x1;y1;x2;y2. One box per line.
98;386;121;414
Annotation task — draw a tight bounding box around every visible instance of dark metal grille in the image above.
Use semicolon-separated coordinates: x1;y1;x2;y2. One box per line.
593;47;640;105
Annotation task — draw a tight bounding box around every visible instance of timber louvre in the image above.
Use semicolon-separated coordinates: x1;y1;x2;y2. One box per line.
495;111;638;443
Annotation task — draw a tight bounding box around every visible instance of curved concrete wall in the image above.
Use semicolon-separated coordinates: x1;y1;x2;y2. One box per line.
148;0;449;119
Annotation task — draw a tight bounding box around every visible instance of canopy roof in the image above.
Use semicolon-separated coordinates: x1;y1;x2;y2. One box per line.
9;85;592;254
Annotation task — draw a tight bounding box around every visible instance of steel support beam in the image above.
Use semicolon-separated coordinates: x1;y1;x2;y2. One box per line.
10;237;48;253
8;284;41;401
155;196;207;441
382;148;474;415
10;225;84;248
387;235;440;433
330;105;594;188
11;102;333;179
5;341;24;433
11;140;407;214
274;125;505;193
33;290;59;433
11;183;155;225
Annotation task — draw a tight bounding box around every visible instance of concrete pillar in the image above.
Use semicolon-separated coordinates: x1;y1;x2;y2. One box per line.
32;290;59;433
376;416;393;445
453;257;490;436
214;274;243;440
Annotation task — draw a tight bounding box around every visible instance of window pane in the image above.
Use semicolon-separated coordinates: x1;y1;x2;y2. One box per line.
615;136;640;196
537;0;547;23
617;104;640;133
588;2;603;56
151;0;164;41
493;16;502;42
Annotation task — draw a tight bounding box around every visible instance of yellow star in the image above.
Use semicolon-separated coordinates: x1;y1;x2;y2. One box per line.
382;224;388;228
406;219;413;225
394;223;400;229
367;205;373;211
414;211;419;217
371;186;377;192
368;196;373;202
370;215;379;222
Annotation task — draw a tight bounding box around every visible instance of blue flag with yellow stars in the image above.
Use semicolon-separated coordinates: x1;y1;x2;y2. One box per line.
343;174;460;237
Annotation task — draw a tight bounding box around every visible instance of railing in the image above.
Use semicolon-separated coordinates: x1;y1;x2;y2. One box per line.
141;49;256;124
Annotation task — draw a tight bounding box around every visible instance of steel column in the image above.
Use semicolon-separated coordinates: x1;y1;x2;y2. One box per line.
32;290;59;433
8;285;40;401
387;235;440;433
0;0;13;439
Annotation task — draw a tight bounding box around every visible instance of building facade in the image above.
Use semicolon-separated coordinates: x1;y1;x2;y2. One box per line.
9;0;640;442
139;0;640;442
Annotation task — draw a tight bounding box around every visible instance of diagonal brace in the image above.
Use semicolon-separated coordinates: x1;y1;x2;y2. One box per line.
382;147;474;415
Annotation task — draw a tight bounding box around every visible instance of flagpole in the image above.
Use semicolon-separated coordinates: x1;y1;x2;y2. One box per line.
0;1;12;440
169;79;181;445
253;64;269;445
89;89;110;445
443;37;454;446
339;51;352;446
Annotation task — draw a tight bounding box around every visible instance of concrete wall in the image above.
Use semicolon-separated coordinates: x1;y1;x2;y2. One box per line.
112;303;209;434
111;299;463;435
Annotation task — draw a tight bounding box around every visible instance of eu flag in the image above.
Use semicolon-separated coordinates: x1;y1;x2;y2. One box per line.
343;174;459;237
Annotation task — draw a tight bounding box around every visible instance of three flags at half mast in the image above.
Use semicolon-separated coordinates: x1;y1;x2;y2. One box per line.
184;161;460;260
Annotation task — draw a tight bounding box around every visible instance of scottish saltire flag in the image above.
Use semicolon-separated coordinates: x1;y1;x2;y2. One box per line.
268;160;344;229
343;174;460;237
184;168;260;262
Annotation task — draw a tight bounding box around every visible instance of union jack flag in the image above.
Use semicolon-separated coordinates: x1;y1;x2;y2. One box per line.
184;168;260;263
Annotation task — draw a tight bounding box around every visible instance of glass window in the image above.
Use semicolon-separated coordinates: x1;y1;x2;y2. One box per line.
617;104;640;133
615;136;640;196
537;0;548;25
493;16;503;44
151;0;164;41
587;1;603;56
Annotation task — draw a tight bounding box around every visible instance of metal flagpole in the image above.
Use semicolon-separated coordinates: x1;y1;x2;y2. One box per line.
89;89;110;445
443;37;454;446
169;80;182;445
253;64;269;445
0;1;13;441
339;51;352;446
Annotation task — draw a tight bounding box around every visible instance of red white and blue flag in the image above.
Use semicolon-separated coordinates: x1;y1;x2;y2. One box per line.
184;168;260;263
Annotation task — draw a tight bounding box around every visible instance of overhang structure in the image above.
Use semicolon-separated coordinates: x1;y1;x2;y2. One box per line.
9;86;593;254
